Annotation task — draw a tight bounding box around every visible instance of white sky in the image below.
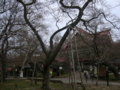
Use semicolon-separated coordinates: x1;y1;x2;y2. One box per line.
106;0;120;41
43;0;120;42
107;0;120;18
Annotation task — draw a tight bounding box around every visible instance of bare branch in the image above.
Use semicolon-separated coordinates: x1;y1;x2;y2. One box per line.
81;12;119;30
59;0;81;11
48;0;93;65
16;0;48;57
82;0;93;11
50;25;68;49
102;13;119;30
17;0;36;6
25;0;36;6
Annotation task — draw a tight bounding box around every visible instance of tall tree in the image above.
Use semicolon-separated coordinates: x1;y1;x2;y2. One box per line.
16;0;93;89
16;0;119;89
0;0;26;82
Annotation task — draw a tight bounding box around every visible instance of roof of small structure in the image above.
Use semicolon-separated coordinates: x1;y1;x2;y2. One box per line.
55;58;66;62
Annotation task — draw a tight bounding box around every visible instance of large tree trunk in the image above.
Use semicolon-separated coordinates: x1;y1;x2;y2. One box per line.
41;64;51;90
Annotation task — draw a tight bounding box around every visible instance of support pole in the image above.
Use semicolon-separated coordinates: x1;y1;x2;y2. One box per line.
75;35;85;90
68;29;77;90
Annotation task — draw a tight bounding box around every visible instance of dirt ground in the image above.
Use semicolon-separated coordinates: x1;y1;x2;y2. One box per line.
26;84;120;90
50;83;120;90
85;84;120;90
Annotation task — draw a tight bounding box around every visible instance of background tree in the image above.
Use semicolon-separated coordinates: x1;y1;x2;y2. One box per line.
0;0;26;83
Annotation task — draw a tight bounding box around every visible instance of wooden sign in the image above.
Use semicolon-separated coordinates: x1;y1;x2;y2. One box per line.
98;67;106;76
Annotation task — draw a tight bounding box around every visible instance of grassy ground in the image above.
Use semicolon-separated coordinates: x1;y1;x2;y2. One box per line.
0;79;41;90
0;79;120;90
0;79;73;90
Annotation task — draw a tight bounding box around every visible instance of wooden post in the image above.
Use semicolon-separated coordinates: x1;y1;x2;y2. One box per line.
106;67;109;86
75;36;85;90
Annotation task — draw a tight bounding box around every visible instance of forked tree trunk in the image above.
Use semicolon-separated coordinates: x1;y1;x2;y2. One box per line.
41;65;51;90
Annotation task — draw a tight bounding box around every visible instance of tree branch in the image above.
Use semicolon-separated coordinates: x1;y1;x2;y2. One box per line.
17;0;36;6
47;0;92;65
16;0;48;57
81;12;119;30
50;26;68;49
82;0;92;11
25;0;36;6
59;0;81;11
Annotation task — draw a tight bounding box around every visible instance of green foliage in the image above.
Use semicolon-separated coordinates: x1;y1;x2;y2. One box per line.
109;75;118;81
61;73;69;77
52;72;57;77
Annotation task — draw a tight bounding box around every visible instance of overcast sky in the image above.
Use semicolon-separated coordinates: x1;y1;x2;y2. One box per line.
108;0;120;41
43;0;120;42
107;0;120;18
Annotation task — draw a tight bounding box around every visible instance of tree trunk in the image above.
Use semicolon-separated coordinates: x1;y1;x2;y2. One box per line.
102;62;120;79
41;65;51;90
1;60;6;83
96;65;99;86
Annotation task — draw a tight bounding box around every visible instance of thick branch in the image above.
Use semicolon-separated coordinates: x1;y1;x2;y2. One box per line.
25;0;36;6
17;0;36;6
50;26;68;49
60;0;81;11
50;12;76;49
17;0;48;57
47;0;92;66
82;0;92;11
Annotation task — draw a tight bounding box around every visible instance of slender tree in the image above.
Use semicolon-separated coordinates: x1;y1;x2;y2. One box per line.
0;0;26;82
